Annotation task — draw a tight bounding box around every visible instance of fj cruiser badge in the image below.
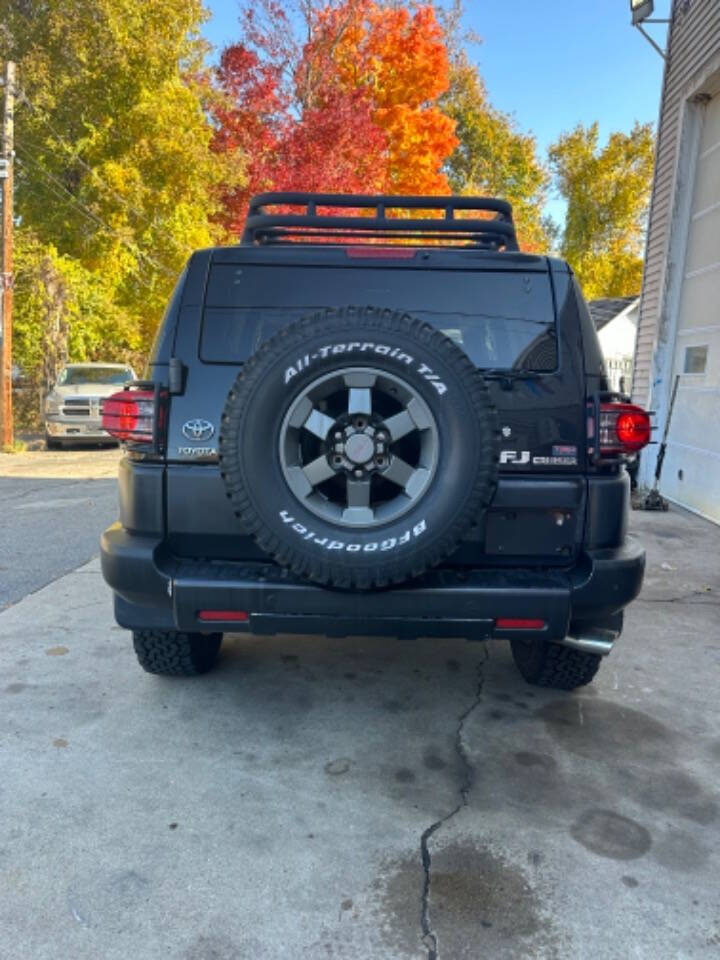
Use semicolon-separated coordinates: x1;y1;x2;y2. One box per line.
500;450;530;464
500;447;578;466
182;418;215;442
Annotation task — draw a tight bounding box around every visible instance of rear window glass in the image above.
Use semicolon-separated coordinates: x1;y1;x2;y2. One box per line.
201;264;557;371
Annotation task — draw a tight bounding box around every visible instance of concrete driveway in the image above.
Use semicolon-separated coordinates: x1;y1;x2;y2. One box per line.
0;507;718;959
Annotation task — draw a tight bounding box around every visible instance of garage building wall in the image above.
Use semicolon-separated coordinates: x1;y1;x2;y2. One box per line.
632;0;720;522
659;92;720;520
633;0;720;408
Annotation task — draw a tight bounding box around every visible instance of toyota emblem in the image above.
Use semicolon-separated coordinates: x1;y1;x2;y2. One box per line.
182;418;215;442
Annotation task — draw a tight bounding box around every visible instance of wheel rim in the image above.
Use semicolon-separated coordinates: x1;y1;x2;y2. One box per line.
279;367;440;527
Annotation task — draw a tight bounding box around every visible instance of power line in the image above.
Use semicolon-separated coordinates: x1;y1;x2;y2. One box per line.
17;86;159;233
15;159;162;296
16;145;116;234
15;142;177;280
17;87;182;279
18;138;178;278
16;143;172;277
15;150;172;293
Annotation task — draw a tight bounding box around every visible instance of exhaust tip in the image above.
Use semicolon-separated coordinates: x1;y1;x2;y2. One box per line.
561;628;619;657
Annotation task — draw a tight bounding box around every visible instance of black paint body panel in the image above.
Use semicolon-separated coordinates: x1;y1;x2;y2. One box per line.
103;242;644;639
102;524;645;639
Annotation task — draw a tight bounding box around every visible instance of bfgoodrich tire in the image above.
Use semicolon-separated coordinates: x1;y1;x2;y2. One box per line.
220;306;499;589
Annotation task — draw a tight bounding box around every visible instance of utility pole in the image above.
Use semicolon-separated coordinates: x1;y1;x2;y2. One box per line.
0;61;15;448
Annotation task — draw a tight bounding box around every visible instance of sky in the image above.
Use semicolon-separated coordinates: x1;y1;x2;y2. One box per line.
201;0;670;224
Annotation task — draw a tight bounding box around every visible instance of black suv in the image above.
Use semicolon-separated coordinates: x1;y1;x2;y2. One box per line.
100;193;650;690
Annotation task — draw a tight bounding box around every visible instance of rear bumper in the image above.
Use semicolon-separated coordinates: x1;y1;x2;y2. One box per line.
100;524;645;644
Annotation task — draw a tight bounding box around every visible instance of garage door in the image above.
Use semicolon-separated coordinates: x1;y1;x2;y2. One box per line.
661;93;720;522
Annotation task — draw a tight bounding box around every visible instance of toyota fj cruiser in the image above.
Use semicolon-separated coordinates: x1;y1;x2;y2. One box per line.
100;193;650;690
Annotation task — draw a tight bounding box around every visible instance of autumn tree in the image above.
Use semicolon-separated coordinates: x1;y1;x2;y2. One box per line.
327;1;456;194
213;0;458;231
548;121;655;298
441;53;554;253
11;232;142;428
1;0;241;410
213;17;389;236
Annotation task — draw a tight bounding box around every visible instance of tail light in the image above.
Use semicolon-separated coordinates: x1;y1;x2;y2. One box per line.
102;382;165;449
495;618;546;630
197;610;249;622
598;402;651;455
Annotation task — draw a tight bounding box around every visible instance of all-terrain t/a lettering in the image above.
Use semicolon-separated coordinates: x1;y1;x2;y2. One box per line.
284;342;415;384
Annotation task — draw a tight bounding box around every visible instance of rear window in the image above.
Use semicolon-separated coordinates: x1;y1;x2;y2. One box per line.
201;263;557;371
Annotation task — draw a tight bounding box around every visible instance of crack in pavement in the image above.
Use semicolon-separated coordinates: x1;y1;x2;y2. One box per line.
419;646;488;960
637;593;719;606
0;484;55;502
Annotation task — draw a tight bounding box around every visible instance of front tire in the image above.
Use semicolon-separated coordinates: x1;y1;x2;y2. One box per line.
45;435;62;450
132;630;222;676
510;638;601;690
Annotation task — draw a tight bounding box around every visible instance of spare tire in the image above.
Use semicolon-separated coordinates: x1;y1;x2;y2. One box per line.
219;307;498;589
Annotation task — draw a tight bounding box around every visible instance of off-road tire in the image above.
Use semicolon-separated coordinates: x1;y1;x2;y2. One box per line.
132;630;222;676
219;307;499;589
510;638;601;690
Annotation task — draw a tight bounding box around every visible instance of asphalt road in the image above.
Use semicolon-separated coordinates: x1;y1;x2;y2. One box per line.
0;503;718;959
0;446;121;610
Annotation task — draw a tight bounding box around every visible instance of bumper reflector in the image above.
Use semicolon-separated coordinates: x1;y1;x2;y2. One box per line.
198;610;249;622
495;618;546;630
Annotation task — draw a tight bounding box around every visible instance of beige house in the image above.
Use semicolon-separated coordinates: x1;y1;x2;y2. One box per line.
633;0;720;523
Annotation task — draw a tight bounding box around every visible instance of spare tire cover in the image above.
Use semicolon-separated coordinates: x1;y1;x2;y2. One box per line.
219;306;498;589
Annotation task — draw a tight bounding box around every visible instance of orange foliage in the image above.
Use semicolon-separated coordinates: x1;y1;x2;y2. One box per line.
213;1;458;229
319;2;458;194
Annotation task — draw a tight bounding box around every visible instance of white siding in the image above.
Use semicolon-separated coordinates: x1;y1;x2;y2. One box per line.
632;0;720;523
632;0;720;408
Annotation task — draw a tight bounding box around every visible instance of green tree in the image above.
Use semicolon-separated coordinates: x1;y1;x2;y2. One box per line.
12;231;143;429
1;0;242;359
441;55;554;252
548;121;655;299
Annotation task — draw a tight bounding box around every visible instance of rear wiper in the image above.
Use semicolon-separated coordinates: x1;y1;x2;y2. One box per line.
480;369;543;390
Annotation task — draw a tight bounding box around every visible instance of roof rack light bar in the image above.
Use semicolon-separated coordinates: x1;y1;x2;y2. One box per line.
241;192;519;251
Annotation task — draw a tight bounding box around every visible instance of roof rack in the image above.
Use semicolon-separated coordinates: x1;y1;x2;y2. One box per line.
241;192;519;252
